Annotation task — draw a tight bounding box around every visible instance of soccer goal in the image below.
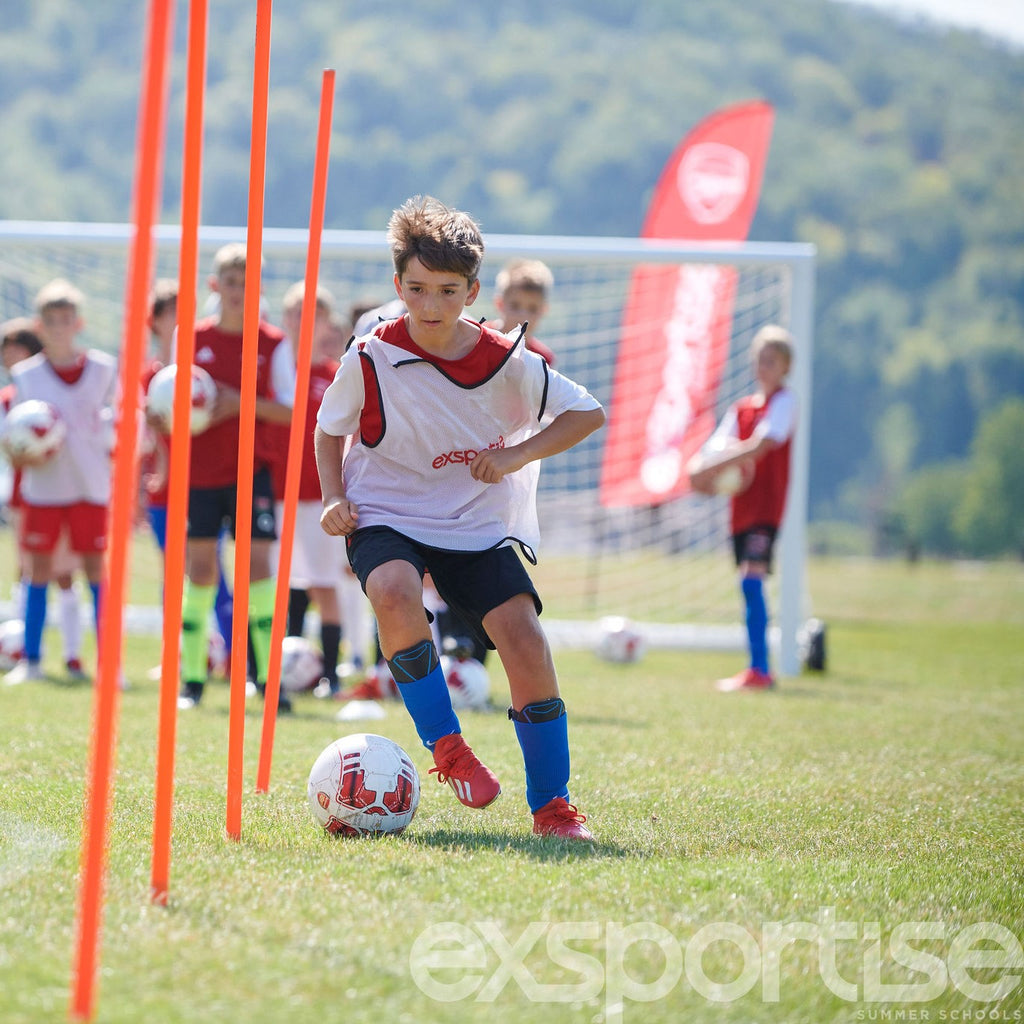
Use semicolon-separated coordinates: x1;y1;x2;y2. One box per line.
0;221;815;674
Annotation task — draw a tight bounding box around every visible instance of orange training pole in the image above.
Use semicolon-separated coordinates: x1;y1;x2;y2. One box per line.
70;0;173;1019
227;0;273;842
256;68;336;792
150;0;209;906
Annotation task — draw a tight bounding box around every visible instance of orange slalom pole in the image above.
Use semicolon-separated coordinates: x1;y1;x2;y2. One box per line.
226;0;273;842
256;68;336;792
70;0;174;1019
150;0;209;906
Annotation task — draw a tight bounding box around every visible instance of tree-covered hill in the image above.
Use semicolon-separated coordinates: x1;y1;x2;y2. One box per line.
1;0;1022;553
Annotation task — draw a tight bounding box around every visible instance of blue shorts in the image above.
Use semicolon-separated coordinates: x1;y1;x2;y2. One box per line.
347;526;542;651
187;467;277;541
732;525;778;571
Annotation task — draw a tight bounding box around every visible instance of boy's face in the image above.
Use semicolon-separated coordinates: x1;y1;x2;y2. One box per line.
149;303;177;347
212;266;247;320
496;286;547;335
36;305;82;351
755;344;790;393
395;257;479;340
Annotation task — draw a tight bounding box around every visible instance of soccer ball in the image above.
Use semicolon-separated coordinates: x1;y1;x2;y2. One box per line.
307;733;420;837
146;363;217;434
700;436;754;496
0;619;25;670
596;615;646;664
0;400;66;461
280;635;323;692
441;654;491;711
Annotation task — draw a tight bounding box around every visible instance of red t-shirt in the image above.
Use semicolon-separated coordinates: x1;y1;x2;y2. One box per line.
188;317;285;489
266;358;340;502
730;391;793;534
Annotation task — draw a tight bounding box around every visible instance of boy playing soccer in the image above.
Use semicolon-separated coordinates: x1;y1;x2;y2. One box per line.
174;243;293;711
489;257;557;367
688;324;797;691
3;280;117;686
315;196;605;839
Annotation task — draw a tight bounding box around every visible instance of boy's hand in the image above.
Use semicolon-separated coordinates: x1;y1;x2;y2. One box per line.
320;497;359;536
211;385;240;424
470;446;527;484
7;448;56;469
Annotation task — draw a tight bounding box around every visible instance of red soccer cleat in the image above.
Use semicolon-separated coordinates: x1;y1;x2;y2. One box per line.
715;667;775;692
429;733;501;809
532;797;594;841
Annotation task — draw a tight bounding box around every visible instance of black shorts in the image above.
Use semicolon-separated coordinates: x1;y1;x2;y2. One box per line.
187;467;277;541
732;525;778;570
346;525;541;652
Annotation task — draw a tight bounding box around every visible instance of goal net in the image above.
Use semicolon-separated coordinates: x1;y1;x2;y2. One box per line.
0;221;815;674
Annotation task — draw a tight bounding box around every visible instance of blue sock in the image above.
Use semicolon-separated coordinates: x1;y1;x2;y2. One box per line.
511;699;571;813
389;641;460;750
742;576;769;674
214;569;234;655
24;583;48;662
90;582;101;636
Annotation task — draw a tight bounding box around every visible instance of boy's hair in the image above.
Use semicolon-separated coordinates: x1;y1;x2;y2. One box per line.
387;195;484;285
495;258;554;298
752;324;793;368
212;242;249;275
282;280;335;316
34;278;85;316
149;278;178;319
1;316;44;356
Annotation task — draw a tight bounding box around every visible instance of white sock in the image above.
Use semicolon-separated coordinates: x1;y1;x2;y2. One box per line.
59;585;82;662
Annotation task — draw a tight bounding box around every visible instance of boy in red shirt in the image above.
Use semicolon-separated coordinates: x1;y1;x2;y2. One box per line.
689;325;797;691
173;244;292;711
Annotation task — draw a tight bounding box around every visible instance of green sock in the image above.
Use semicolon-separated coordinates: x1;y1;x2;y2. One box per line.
181;582;216;682
248;577;277;682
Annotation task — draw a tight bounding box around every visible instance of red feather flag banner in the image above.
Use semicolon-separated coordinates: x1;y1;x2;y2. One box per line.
598;100;774;507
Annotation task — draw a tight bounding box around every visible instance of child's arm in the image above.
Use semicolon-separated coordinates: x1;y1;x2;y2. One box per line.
470;406;605;485
314;424;359;535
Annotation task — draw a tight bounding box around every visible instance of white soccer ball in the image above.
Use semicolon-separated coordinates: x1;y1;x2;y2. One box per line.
280;635;324;693
0;400;66;461
0;619;25;670
596;615;646;664
307;733;421;837
146;364;217;434
441;654;491;711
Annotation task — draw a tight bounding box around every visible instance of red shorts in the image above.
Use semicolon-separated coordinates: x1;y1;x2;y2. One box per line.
19;502;108;555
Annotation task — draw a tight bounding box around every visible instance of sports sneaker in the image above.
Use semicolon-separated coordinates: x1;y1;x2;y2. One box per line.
715;667;775;692
339;674;385;701
429;733;501;809
178;681;204;709
532;797;594;841
66;657;89;682
4;659;44;686
253;681;292;715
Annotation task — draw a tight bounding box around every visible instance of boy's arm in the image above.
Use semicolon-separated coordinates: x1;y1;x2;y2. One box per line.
314;424;359;535
470;406;605;484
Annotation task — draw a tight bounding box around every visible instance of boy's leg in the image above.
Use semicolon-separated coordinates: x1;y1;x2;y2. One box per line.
353;533;499;809
6;507;57;682
181;537;218;706
742;572;769;675
485;594;592;840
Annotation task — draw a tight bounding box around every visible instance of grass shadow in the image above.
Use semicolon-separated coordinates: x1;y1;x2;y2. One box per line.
408;826;630;861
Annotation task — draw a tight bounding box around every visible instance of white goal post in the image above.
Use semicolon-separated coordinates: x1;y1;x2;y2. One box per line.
0;221;815;675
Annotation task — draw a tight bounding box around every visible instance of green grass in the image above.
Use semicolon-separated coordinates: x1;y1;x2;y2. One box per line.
1;553;1022;1023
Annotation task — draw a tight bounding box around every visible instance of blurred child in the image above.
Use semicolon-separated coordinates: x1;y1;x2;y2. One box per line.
489;257;557;367
3;281;117;685
688;325;797;691
315;196;605;839
172;244;292;711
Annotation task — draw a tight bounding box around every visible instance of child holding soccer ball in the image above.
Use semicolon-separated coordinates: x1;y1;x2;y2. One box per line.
315;195;605;840
688;324;797;692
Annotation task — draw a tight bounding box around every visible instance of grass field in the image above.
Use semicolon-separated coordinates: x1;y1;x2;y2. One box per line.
0;548;1022;1024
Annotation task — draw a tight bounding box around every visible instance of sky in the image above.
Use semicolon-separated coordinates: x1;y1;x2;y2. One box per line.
844;0;1024;48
